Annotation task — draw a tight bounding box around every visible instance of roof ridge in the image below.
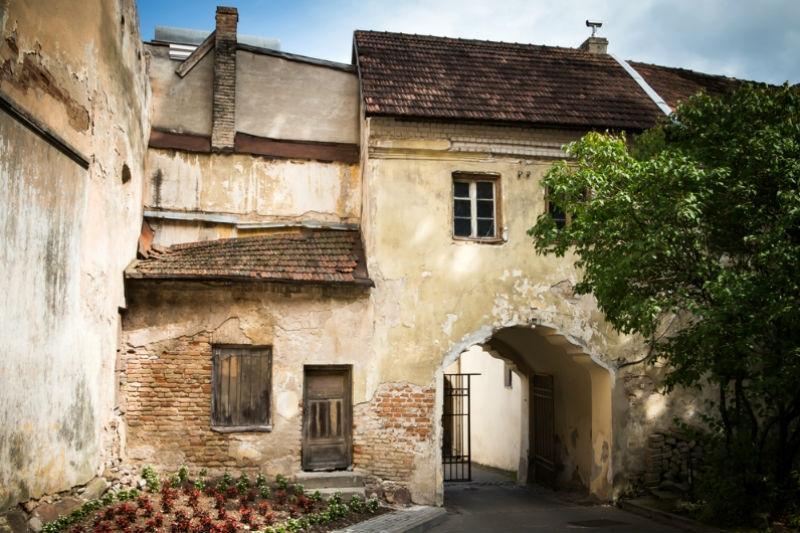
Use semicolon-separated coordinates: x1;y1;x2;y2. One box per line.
354;29;593;56
166;229;356;252
627;59;741;82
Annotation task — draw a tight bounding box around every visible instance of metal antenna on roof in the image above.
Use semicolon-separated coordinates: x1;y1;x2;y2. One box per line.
586;20;603;37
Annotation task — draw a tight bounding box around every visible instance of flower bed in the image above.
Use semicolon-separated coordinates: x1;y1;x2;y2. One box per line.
42;467;387;533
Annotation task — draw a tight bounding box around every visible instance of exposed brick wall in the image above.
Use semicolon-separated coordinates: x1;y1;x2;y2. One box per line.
121;331;303;472
211;6;238;151
353;383;436;484
124;334;229;467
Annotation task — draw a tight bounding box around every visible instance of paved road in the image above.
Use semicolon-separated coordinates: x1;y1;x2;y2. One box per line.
428;480;682;533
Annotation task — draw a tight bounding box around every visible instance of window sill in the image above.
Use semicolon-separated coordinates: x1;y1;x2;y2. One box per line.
452;236;505;245
211;425;273;433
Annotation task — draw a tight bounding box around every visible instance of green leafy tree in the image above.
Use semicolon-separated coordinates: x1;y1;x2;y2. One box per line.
530;83;800;525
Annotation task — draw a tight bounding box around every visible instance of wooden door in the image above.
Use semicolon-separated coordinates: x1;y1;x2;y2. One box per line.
302;366;352;471
532;374;556;485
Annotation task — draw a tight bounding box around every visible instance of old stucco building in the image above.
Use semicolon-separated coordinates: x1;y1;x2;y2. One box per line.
2;1;744;514
0;0;150;511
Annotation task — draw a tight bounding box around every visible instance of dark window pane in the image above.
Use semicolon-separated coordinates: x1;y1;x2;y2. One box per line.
477;199;494;218
454;181;470;198
477;219;495;237
476;181;494;199
454;217;471;237
548;202;567;230
454;199;471;217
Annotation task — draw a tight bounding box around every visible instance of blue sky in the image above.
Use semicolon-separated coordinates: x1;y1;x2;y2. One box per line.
136;0;799;84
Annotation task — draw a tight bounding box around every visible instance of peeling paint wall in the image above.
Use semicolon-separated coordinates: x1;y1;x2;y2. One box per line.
361;117;703;502
0;0;150;510
144;148;361;247
143;42;361;248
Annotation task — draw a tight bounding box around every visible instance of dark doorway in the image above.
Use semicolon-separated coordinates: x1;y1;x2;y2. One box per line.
532;373;556;485
442;373;474;481
302;366;352;471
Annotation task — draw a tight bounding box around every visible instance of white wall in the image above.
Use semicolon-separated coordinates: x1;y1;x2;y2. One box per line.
458;346;522;472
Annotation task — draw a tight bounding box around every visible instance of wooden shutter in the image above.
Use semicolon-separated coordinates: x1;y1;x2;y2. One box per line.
212;346;271;430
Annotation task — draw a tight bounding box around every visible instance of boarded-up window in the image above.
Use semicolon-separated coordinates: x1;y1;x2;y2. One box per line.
212;346;271;430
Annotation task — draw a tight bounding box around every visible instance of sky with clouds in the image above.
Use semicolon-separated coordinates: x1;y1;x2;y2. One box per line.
136;0;799;84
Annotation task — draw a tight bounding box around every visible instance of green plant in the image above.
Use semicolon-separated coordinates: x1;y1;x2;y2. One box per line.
366;497;380;513
237;473;251;493
259;484;272;499
291;483;304;495
255;472;267;488
141;465;160;492
218;471;234;491
275;473;289;490
349;495;365;513
177;465;189;483
310;490;322;502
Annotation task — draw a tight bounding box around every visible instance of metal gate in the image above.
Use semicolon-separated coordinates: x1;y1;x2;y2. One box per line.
442;373;475;481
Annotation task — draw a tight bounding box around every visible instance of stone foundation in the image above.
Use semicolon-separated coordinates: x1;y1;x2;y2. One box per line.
644;430;705;495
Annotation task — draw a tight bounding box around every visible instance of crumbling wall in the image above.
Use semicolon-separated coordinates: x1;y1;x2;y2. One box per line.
0;0;150;510
352;382;436;503
121;282;374;477
144;149;361;248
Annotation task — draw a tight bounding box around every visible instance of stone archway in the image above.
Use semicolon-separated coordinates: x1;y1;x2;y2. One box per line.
436;320;614;500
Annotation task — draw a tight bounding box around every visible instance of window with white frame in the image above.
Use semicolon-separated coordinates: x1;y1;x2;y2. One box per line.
453;175;499;240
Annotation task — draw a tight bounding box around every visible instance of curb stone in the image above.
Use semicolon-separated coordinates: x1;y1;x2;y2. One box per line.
619;499;724;533
332;506;447;533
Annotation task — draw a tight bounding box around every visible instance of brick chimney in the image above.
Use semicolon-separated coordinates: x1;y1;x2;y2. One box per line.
579;36;608;54
211;6;238;151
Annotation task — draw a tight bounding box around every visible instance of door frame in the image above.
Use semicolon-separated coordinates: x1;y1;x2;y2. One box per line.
302;365;353;471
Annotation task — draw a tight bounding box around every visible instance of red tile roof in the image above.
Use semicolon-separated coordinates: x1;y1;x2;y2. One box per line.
353;31;664;130
629;61;742;109
126;229;372;287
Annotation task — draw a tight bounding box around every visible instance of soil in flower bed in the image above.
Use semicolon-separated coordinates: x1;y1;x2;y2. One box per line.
50;472;388;533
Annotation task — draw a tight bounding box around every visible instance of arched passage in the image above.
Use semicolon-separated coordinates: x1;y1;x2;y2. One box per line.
437;322;614;500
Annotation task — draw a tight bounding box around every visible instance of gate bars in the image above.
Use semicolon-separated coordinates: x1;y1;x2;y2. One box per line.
442;373;478;481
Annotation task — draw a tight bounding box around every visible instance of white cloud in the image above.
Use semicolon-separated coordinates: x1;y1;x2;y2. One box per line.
287;0;798;84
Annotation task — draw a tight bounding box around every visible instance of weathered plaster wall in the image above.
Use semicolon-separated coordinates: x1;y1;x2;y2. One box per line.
147;43;212;136
146;46;359;144
121;283;375;476
0;0;150;510
236;51;359;144
361;117;701;502
144;148;360;247
499;330;593;489
454;347;522;472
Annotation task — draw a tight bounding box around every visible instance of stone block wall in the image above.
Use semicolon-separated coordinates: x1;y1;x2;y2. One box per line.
644;430;704;494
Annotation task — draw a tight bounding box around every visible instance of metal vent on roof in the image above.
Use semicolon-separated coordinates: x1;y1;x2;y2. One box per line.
168;43;197;60
155;25;280;61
